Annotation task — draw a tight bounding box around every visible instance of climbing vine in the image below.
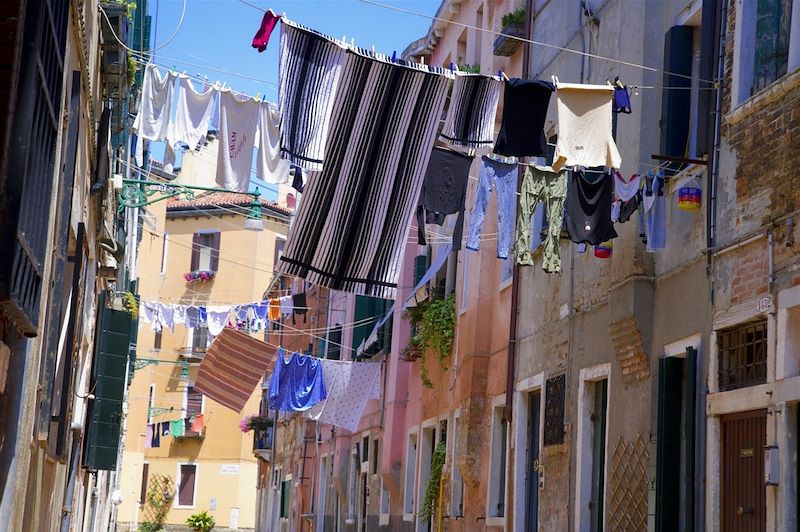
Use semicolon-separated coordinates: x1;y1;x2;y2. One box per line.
420;441;447;523
403;293;456;388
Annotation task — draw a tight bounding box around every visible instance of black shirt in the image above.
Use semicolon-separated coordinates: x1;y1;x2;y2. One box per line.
565;171;618;245
494;79;555;157
417;147;474;250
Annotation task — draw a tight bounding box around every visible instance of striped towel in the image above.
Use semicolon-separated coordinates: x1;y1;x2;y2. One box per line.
440;73;502;149
278;20;347;171
278;47;451;299
193;328;276;412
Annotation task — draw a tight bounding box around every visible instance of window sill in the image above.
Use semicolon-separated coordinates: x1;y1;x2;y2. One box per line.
486;516;506;528
727;67;800;125
403;513;415;522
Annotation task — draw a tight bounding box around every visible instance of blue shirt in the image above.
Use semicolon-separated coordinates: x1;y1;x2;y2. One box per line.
268;349;327;412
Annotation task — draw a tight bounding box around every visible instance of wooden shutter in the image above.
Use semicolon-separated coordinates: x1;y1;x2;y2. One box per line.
190;233;201;271
153;330;162;350
186;386;203;416
179;464;196;506
210;231;221;271
139;463;149;504
659;26;694;161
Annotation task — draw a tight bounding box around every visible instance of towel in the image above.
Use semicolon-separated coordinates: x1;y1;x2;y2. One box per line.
440;73;502;149
216;91;259;192
169;76;217;151
304;358;381;432
256;102;290;184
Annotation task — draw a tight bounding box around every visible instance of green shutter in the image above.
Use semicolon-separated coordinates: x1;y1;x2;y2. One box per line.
655;357;683;531
83;293;132;470
414;255;427;285
684;348;697;532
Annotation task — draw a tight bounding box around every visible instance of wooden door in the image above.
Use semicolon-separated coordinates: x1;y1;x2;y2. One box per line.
721;410;767;532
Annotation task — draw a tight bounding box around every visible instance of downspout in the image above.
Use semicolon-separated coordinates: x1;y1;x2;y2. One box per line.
505;0;534;424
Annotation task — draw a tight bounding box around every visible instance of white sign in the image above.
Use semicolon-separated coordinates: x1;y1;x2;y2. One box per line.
220;464;240;475
756;296;774;314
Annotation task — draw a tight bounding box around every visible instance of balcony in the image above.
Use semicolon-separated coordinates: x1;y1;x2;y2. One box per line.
252;427;273;461
176;346;206;362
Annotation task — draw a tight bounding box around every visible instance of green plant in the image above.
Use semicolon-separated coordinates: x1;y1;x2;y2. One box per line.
186;510;216;531
139;523;164;532
458;64;481;74
501;6;526;28
122;291;138;320
110;0;138;20
127;55;139;86
420;441;447;523
403;293;456;388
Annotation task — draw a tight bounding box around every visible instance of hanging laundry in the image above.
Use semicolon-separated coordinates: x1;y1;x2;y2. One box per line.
278;21;347;171
173;305;187;327
613;84;632;114
133;65;176;165
185;306;203;329
168;76;217;151
156;303;175;333
205;305;231;337
189;414;204;433
440;73;502;149
292;292;307;325
145;423;155;449
268;350;327;412
494;79;555;157
417;147;473;250
612;172;642;223
252;303;270;330
277;41;450;299
291;166;306;193
194;328;278;412
160;422;170;437
169;418;185;437
140;301;161;332
645;173;667;252
256;102;290;184
466;156;519;259
216;91;259;192
268;299;281;321
304;358;381;432
251;9;281;52
278;295;293;316
564;171;618;246
617;192;641;223
552;83;622;171
514;165;568;272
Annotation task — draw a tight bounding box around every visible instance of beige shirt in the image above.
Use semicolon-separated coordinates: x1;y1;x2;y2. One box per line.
552;83;622;171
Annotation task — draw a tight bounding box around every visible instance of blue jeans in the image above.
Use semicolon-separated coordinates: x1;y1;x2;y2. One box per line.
466;156;519;259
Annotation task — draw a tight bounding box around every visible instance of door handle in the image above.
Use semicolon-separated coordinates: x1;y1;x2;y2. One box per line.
737;506;753;516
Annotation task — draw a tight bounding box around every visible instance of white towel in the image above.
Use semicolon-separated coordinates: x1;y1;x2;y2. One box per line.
256;102;290;184
206;306;232;336
304;359;381;432
216;91;259;192
169;76;217;150
133;65;175;165
553;83;622;171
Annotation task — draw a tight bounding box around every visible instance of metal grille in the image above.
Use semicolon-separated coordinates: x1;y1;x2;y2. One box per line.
718;320;768;391
543;374;566;446
607;435;650;532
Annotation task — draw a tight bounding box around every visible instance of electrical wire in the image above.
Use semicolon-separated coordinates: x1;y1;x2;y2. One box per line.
98;0;187;54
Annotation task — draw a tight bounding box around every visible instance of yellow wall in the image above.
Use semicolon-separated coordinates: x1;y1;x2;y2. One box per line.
117;197;286;529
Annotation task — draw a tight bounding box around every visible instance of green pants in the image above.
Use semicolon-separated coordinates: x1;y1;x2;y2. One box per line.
514;165;568;272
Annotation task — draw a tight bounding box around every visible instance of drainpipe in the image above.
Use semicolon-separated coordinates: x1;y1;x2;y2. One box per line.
505;0;534;424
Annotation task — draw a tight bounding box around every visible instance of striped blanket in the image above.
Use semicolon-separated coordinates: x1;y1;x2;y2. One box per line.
278;45;451;298
278;20;347;171
193;328;276;412
440;73;502;149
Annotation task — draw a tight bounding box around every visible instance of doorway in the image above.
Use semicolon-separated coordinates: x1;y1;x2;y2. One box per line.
525;391;541;531
721;409;766;532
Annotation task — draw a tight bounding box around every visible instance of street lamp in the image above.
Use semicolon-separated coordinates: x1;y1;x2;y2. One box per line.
244;188;264;232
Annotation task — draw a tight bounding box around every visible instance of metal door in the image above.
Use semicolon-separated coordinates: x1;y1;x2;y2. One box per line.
721;409;766;532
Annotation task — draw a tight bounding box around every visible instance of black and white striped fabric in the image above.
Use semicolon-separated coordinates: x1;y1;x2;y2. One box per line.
278;20;347;171
440;73;502;149
278;47;451;299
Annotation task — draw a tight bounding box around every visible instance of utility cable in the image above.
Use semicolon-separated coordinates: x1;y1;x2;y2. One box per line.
98;0;187;53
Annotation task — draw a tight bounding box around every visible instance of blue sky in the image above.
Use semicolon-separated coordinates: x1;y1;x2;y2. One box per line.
147;0;439;99
142;0;439;197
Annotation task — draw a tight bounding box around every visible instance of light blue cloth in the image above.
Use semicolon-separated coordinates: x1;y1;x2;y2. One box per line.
268;350;327;412
645;173;666;252
466;156;518;259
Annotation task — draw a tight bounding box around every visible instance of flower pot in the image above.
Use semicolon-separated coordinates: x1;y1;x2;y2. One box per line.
493;22;525;56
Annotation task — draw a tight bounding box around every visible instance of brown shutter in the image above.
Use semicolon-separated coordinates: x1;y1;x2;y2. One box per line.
186;386;203;416
190;233;200;271
139;463;149;504
179;464;196;506
153;330;162;350
210;232;221;272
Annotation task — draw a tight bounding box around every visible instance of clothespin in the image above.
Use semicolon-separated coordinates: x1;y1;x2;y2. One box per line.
420;56;425;66
551;75;560;86
498;70;503;81
450;62;454;73
392;51;396;63
255;92;261;102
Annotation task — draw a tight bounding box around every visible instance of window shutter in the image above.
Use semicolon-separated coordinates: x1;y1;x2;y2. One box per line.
154;330;162;350
210;232;221;271
655;357;682;531
139;463;149;504
186;386;203;416
179;464;196;506
659;26;694;162
190;233;200;271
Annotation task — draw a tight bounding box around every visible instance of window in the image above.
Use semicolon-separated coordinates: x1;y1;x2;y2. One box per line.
575;365;610;532
160;234;169;275
188;325;210;353
351;295;393;354
185;385;203;417
274;237;286;269
718;320;768;391
404;433;417;515
147;384;155;424
139;463;149;505
177;464;197;507
372;438;379;476
190;231;220;272
733;0;800;105
153;330;162;350
416;427;436;527
488;405;508;519
280;478;291;518
326;324;342;360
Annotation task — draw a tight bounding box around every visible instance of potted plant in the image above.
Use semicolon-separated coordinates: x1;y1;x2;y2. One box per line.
186;510;215;532
493;6;526;56
239;414;274;433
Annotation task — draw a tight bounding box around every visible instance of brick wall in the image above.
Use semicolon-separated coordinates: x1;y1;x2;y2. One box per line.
728;242;770;306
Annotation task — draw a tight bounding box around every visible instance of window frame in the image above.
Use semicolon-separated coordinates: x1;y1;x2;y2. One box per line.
486;398;509;524
175;462;198;509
